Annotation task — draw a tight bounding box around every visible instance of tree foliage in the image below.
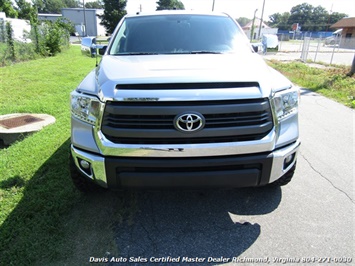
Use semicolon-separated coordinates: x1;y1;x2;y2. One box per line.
15;0;34;20
236;17;251;27
268;12;291;30
0;0;18;18
32;0;80;14
268;2;348;32
5;21;15;60
32;18;72;56
99;0;127;34
29;8;40;53
156;0;184;10
85;0;104;9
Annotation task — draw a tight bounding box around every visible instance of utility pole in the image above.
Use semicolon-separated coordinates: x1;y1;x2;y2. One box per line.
258;0;266;39
83;0;87;36
326;4;333;32
250;9;258;40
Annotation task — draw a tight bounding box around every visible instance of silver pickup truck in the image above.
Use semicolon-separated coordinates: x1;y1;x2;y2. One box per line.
70;11;300;192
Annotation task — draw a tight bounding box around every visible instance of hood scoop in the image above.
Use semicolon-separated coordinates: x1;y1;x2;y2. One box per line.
116;82;260;90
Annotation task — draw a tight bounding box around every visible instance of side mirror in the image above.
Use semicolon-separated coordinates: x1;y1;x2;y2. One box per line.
81;37;97;57
252;44;259;53
98;46;107;55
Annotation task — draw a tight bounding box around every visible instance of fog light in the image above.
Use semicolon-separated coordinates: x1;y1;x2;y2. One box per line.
283;153;295;169
79;159;92;175
80;159;90;169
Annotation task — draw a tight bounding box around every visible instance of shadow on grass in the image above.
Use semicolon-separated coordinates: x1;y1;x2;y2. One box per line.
0;139;124;265
0;138;282;265
0;176;26;189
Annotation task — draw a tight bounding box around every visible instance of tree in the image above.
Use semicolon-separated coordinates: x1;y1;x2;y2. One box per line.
85;0;104;9
0;0;18;18
309;5;328;31
236;17;251;27
288;3;313;31
268;12;290;30
15;0;35;20
327;12;348;31
287;3;348;32
156;0;184;10
33;0;80;14
99;0;127;34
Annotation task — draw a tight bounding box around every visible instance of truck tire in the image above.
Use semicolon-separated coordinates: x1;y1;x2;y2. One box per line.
69;153;102;193
269;162;296;187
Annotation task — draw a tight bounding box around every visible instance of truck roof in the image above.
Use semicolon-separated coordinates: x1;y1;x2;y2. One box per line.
125;10;230;18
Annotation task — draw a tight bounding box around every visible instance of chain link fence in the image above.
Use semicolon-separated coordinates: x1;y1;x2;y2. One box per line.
0;18;72;66
272;33;355;66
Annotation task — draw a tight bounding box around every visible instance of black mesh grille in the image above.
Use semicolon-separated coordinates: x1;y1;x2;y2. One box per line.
101;98;273;144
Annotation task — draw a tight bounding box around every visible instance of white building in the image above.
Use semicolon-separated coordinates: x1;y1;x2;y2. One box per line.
242;18;278;40
0;12;31;42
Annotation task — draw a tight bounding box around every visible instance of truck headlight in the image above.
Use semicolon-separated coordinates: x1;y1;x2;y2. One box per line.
272;88;299;121
71;91;102;125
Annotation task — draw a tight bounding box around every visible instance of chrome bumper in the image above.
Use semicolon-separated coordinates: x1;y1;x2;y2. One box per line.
71;139;300;188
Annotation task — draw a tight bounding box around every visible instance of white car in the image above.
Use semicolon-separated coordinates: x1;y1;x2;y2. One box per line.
324;29;342;46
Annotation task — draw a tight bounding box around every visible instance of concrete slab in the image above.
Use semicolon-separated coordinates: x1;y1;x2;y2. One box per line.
0;113;56;146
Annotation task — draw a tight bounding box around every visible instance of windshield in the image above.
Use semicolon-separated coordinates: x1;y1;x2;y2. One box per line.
109;14;251;55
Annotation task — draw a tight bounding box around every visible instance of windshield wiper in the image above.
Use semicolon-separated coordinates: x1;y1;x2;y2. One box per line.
117;52;159;55
190;51;223;54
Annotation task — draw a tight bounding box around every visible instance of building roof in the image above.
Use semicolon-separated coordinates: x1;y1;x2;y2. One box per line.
331;17;355;28
38;13;62;17
242;18;270;30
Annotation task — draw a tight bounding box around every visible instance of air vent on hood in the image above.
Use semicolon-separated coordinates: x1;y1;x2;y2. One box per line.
115;82;259;90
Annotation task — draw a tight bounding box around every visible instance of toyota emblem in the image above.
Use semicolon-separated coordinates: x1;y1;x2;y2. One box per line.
174;112;205;133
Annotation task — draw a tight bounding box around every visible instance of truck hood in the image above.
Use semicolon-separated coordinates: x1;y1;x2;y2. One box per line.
99;53;270;83
78;53;292;100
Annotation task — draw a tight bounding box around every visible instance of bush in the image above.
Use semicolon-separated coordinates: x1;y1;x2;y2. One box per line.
32;18;72;57
5;21;15;61
0;20;5;42
0;16;73;66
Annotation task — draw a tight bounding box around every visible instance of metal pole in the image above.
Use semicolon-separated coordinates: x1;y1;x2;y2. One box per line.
250;9;258;40
258;0;266;39
212;0;215;11
83;0;87;36
314;38;321;62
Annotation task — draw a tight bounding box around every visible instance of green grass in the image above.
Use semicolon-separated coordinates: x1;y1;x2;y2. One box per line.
0;42;41;67
268;60;355;108
0;46;135;265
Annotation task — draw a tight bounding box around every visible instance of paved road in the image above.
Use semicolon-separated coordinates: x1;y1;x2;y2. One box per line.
109;90;354;265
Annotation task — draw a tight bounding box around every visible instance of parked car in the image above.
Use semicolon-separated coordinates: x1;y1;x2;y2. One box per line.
324;29;342;46
70;11;300;192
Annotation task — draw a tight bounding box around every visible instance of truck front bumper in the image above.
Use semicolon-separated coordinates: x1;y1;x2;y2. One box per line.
70;139;300;189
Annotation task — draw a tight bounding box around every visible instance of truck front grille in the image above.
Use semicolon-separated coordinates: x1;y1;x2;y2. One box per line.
101;99;273;144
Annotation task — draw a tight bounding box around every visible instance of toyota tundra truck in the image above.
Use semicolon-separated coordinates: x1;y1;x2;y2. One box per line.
70;11;300;192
